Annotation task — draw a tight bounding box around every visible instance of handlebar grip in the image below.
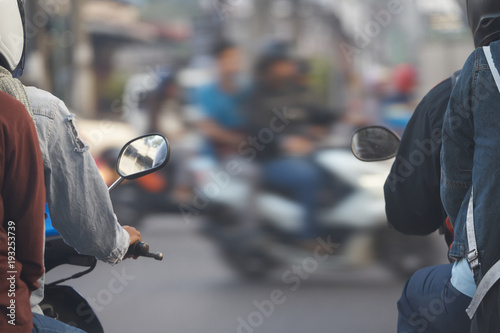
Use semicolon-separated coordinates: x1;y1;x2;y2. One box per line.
127;241;163;261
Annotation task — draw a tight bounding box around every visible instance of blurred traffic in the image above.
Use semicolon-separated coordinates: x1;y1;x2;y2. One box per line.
22;0;473;332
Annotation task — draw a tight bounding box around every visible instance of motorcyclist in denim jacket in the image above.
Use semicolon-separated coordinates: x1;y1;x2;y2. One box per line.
441;1;500;267
395;2;500;331
441;2;500;331
0;0;142;325
441;41;496;262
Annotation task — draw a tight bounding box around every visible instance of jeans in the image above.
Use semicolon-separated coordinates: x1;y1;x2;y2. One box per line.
32;313;86;332
263;157;323;239
397;264;471;333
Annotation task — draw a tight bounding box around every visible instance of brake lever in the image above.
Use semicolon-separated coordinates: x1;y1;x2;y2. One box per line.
127;241;163;261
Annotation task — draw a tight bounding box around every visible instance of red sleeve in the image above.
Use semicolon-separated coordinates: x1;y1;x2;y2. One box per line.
0;92;45;331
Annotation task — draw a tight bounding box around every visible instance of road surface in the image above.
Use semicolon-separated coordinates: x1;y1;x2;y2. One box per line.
47;215;447;333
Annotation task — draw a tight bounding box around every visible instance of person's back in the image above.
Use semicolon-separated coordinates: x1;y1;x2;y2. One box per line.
25;86;133;263
0;91;45;332
384;75;454;236
246;54;318;161
387;72;476;333
441;2;500;332
442;39;500;333
442;39;500;267
244;54;326;245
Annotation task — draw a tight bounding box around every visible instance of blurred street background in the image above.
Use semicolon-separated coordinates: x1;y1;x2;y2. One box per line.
25;0;471;332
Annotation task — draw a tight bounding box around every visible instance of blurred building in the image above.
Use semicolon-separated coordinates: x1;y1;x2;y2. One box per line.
24;0;190;117
329;0;471;97
22;0;474;119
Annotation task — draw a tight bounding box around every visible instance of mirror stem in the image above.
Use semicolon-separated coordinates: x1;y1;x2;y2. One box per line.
108;177;124;193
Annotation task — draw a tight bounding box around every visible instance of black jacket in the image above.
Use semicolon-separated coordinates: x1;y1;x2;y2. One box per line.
383;75;457;236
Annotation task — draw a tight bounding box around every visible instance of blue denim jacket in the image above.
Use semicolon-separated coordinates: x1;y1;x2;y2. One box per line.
441;40;500;260
26;86;130;262
26;87;130;313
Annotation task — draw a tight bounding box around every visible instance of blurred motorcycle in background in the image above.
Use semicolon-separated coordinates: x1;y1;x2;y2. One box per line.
196;128;441;279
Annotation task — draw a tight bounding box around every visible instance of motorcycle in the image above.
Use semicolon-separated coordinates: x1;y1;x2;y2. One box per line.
197;131;440;279
40;134;169;332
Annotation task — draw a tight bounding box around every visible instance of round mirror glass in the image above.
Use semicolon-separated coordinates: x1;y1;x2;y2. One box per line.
117;135;169;179
351;127;400;161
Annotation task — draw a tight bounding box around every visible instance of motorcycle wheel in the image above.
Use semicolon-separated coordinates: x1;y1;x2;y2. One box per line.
222;250;273;280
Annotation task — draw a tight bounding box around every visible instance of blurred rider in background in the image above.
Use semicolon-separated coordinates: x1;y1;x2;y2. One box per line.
195;40;249;161
245;43;333;248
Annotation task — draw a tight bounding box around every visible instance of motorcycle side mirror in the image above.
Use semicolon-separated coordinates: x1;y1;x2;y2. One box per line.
351;126;400;162
109;134;170;192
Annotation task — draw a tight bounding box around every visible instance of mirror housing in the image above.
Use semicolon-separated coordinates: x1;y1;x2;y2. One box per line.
351;126;400;162
116;134;170;180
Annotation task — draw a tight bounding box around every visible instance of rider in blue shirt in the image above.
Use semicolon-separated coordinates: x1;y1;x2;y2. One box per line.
195;40;249;159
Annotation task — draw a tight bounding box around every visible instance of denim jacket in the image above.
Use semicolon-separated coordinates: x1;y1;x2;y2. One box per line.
441;40;500;261
26;87;130;312
26;86;130;262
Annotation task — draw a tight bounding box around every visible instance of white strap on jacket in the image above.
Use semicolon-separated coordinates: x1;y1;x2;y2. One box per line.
466;189;479;270
465;45;500;319
467;260;500;318
485;46;500;89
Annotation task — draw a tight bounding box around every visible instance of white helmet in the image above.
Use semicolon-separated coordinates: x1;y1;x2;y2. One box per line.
0;0;26;77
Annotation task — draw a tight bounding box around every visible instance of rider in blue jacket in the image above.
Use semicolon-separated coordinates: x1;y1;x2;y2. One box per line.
441;2;500;332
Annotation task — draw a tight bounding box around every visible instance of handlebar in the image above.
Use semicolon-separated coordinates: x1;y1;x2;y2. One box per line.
127;241;163;261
